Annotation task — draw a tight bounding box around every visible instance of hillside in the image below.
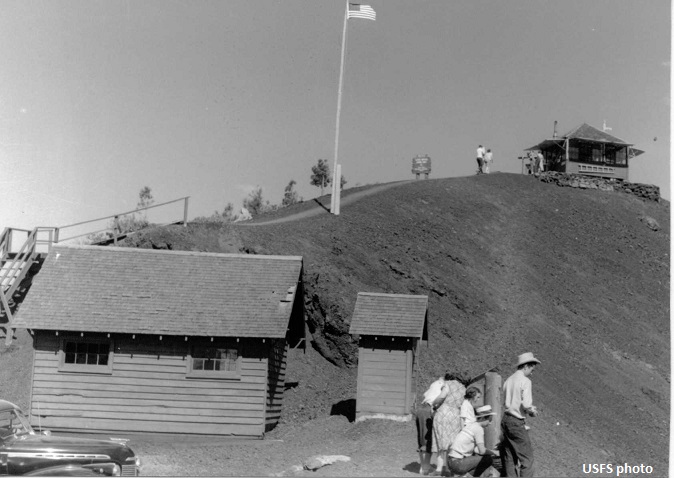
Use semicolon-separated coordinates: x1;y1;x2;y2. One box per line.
1;172;669;476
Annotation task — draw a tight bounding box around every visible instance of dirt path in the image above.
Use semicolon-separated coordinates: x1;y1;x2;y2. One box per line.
237;181;413;226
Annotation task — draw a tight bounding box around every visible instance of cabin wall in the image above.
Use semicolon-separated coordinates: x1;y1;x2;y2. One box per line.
29;332;273;437
265;339;287;431
355;337;414;417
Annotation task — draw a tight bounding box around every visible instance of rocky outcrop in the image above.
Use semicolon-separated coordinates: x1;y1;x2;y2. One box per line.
536;172;661;202
302;272;358;368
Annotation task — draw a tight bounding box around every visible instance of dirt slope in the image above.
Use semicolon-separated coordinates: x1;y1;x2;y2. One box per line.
1;173;669;476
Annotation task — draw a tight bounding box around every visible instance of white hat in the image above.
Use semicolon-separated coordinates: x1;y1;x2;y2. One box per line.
516;352;541;367
475;405;496;417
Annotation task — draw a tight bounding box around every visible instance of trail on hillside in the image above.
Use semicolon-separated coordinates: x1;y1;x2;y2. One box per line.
236;181;413;226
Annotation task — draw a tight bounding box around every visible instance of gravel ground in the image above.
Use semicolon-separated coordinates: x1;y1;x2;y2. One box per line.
131;416;421;477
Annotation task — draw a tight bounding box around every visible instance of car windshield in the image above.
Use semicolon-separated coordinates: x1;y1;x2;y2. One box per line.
0;408;34;439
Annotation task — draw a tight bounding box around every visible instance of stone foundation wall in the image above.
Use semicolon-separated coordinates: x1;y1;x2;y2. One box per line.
536;171;661;202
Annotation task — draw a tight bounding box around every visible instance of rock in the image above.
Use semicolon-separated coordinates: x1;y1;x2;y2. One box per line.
234;207;252;221
639;215;660;231
303;455;351;471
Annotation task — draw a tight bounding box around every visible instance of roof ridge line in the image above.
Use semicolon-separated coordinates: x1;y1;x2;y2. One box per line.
51;244;303;261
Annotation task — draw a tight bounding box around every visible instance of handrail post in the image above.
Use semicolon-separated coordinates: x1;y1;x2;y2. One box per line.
183;197;189;227
47;228;54;252
113;216;120;245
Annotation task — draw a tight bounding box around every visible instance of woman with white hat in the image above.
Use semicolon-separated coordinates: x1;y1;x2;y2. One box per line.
447;405;500;476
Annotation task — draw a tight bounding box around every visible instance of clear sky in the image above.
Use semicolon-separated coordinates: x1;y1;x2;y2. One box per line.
1;0;670;233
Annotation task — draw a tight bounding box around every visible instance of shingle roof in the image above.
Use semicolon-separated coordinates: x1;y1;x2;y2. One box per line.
526;123;635;151
348;292;428;338
14;245;303;337
563;123;630;145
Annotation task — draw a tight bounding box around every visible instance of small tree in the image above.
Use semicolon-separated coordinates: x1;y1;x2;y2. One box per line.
135;186;154;226
282;180;303;207
310;159;332;196
86;186;155;243
243;187;277;216
137;186;154;209
222;202;235;220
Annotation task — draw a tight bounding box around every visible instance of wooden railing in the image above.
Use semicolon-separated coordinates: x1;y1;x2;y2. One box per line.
54;196;190;245
0;196;190;345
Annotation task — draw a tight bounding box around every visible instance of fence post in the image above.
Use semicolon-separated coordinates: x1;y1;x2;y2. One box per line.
183;197;189;226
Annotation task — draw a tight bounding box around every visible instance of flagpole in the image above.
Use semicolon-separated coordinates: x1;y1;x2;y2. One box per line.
331;1;349;214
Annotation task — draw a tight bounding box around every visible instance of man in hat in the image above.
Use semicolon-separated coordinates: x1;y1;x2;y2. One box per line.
447;405;501;477
500;352;541;477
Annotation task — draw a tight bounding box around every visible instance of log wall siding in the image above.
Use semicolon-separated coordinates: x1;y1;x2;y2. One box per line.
356;338;414;416
265;339;287;431
29;332;273;437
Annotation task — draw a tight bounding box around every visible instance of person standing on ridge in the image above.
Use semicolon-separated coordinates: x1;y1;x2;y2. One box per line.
476;145;486;174
484;149;493;174
500;352;541;477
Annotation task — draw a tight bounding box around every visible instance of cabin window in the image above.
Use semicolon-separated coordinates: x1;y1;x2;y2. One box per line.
58;338;113;374
578;142;595;162
187;345;241;379
615;148;627;165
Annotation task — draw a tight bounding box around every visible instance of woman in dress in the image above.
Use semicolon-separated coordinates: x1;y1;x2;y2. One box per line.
431;373;466;476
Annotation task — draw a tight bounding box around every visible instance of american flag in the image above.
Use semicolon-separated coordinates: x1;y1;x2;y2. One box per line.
347;3;376;21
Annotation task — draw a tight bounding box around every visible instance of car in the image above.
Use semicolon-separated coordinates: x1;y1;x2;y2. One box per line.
0;400;140;476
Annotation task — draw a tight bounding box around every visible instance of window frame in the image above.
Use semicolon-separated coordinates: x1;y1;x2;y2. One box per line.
58;336;114;375
186;343;242;380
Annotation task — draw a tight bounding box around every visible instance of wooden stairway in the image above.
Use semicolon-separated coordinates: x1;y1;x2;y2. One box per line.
0;227;54;345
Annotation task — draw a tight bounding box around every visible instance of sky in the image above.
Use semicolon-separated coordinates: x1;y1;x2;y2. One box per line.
0;0;670;237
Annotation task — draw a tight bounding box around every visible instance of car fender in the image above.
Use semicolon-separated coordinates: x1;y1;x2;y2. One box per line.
22;462;120;476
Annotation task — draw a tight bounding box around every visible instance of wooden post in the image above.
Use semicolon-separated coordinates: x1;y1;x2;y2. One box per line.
484;372;502;449
565;139;569;164
113;216;120;245
1;291;14;346
183;197;189;227
334;164;341;216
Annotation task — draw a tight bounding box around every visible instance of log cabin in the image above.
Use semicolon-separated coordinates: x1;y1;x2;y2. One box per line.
527;122;644;181
348;292;428;420
13;244;305;437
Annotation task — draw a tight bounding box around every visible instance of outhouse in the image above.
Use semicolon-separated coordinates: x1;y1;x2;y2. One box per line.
348;292;428;420
527;122;644;180
13;245;305;437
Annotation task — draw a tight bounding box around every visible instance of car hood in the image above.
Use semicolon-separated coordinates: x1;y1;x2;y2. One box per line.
3;434;135;459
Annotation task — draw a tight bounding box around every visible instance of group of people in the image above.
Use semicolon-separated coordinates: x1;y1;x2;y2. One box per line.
526;150;545;175
476;145;494;174
416;352;541;477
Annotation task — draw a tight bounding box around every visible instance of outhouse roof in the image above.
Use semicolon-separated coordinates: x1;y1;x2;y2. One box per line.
14;245;303;338
348;292;428;338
